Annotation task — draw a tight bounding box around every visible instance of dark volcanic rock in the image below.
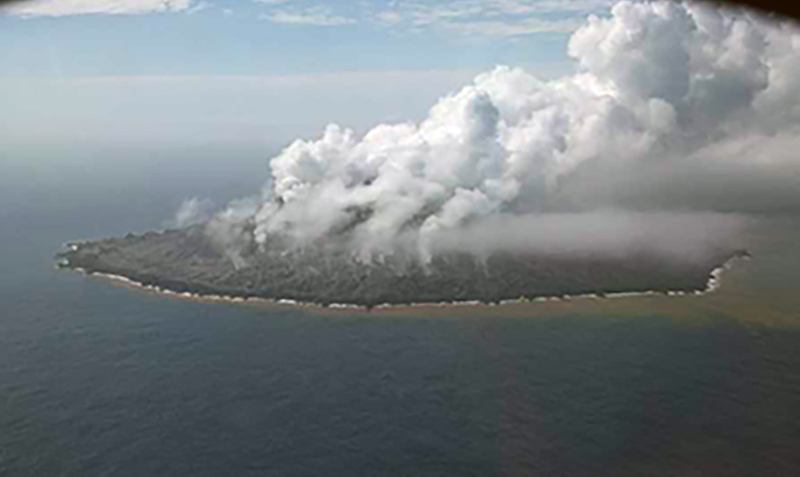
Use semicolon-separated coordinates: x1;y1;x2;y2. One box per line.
56;227;744;308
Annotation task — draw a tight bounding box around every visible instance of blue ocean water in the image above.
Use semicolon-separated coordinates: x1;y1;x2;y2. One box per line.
2;148;800;476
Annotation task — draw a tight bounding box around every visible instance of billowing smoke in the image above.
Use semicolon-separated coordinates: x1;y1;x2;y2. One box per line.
174;198;216;228
195;1;800;262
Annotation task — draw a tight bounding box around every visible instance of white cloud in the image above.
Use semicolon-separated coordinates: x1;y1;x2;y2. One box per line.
254;0;294;4
1;0;196;17
408;2;485;27
376;0;613;36
375;10;403;26
234;1;800;256
2;0;610;36
260;6;356;26
439;16;583;37
489;0;615;15
174;198;216;228
186;1;211;15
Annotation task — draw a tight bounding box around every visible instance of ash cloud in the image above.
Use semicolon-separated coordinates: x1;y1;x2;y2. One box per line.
191;1;800;263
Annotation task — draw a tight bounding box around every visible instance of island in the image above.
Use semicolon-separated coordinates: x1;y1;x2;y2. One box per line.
55;226;749;309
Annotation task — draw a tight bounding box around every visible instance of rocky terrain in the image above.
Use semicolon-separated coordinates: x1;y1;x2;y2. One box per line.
55;226;747;308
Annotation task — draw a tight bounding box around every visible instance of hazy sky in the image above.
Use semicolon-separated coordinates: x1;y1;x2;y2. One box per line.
0;0;609;149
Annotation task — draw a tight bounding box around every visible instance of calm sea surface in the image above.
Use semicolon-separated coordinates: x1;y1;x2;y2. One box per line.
1;148;800;476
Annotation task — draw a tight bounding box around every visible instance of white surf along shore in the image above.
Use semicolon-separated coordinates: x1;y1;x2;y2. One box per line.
58;243;750;312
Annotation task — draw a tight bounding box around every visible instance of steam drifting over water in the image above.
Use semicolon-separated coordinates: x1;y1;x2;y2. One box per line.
183;1;800;264
422;212;746;262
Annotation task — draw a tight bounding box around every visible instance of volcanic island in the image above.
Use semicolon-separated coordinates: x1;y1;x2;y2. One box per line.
55;225;749;309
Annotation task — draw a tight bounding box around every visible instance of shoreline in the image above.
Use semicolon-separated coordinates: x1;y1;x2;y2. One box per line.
58;253;749;314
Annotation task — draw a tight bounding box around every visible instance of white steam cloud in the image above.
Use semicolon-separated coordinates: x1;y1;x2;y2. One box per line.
424;211;746;262
199;1;800;261
174;198;216;228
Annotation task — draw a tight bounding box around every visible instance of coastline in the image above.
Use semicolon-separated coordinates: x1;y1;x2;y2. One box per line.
57;252;750;315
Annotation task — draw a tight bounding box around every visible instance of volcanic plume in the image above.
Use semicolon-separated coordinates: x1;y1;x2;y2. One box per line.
188;1;799;265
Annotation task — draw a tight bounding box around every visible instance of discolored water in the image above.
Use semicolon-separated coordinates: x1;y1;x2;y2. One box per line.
1;151;799;476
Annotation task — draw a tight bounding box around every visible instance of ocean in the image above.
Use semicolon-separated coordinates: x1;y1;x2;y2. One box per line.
1;147;800;476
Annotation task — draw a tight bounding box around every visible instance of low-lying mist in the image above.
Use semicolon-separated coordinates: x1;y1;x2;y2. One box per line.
423;212;747;262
